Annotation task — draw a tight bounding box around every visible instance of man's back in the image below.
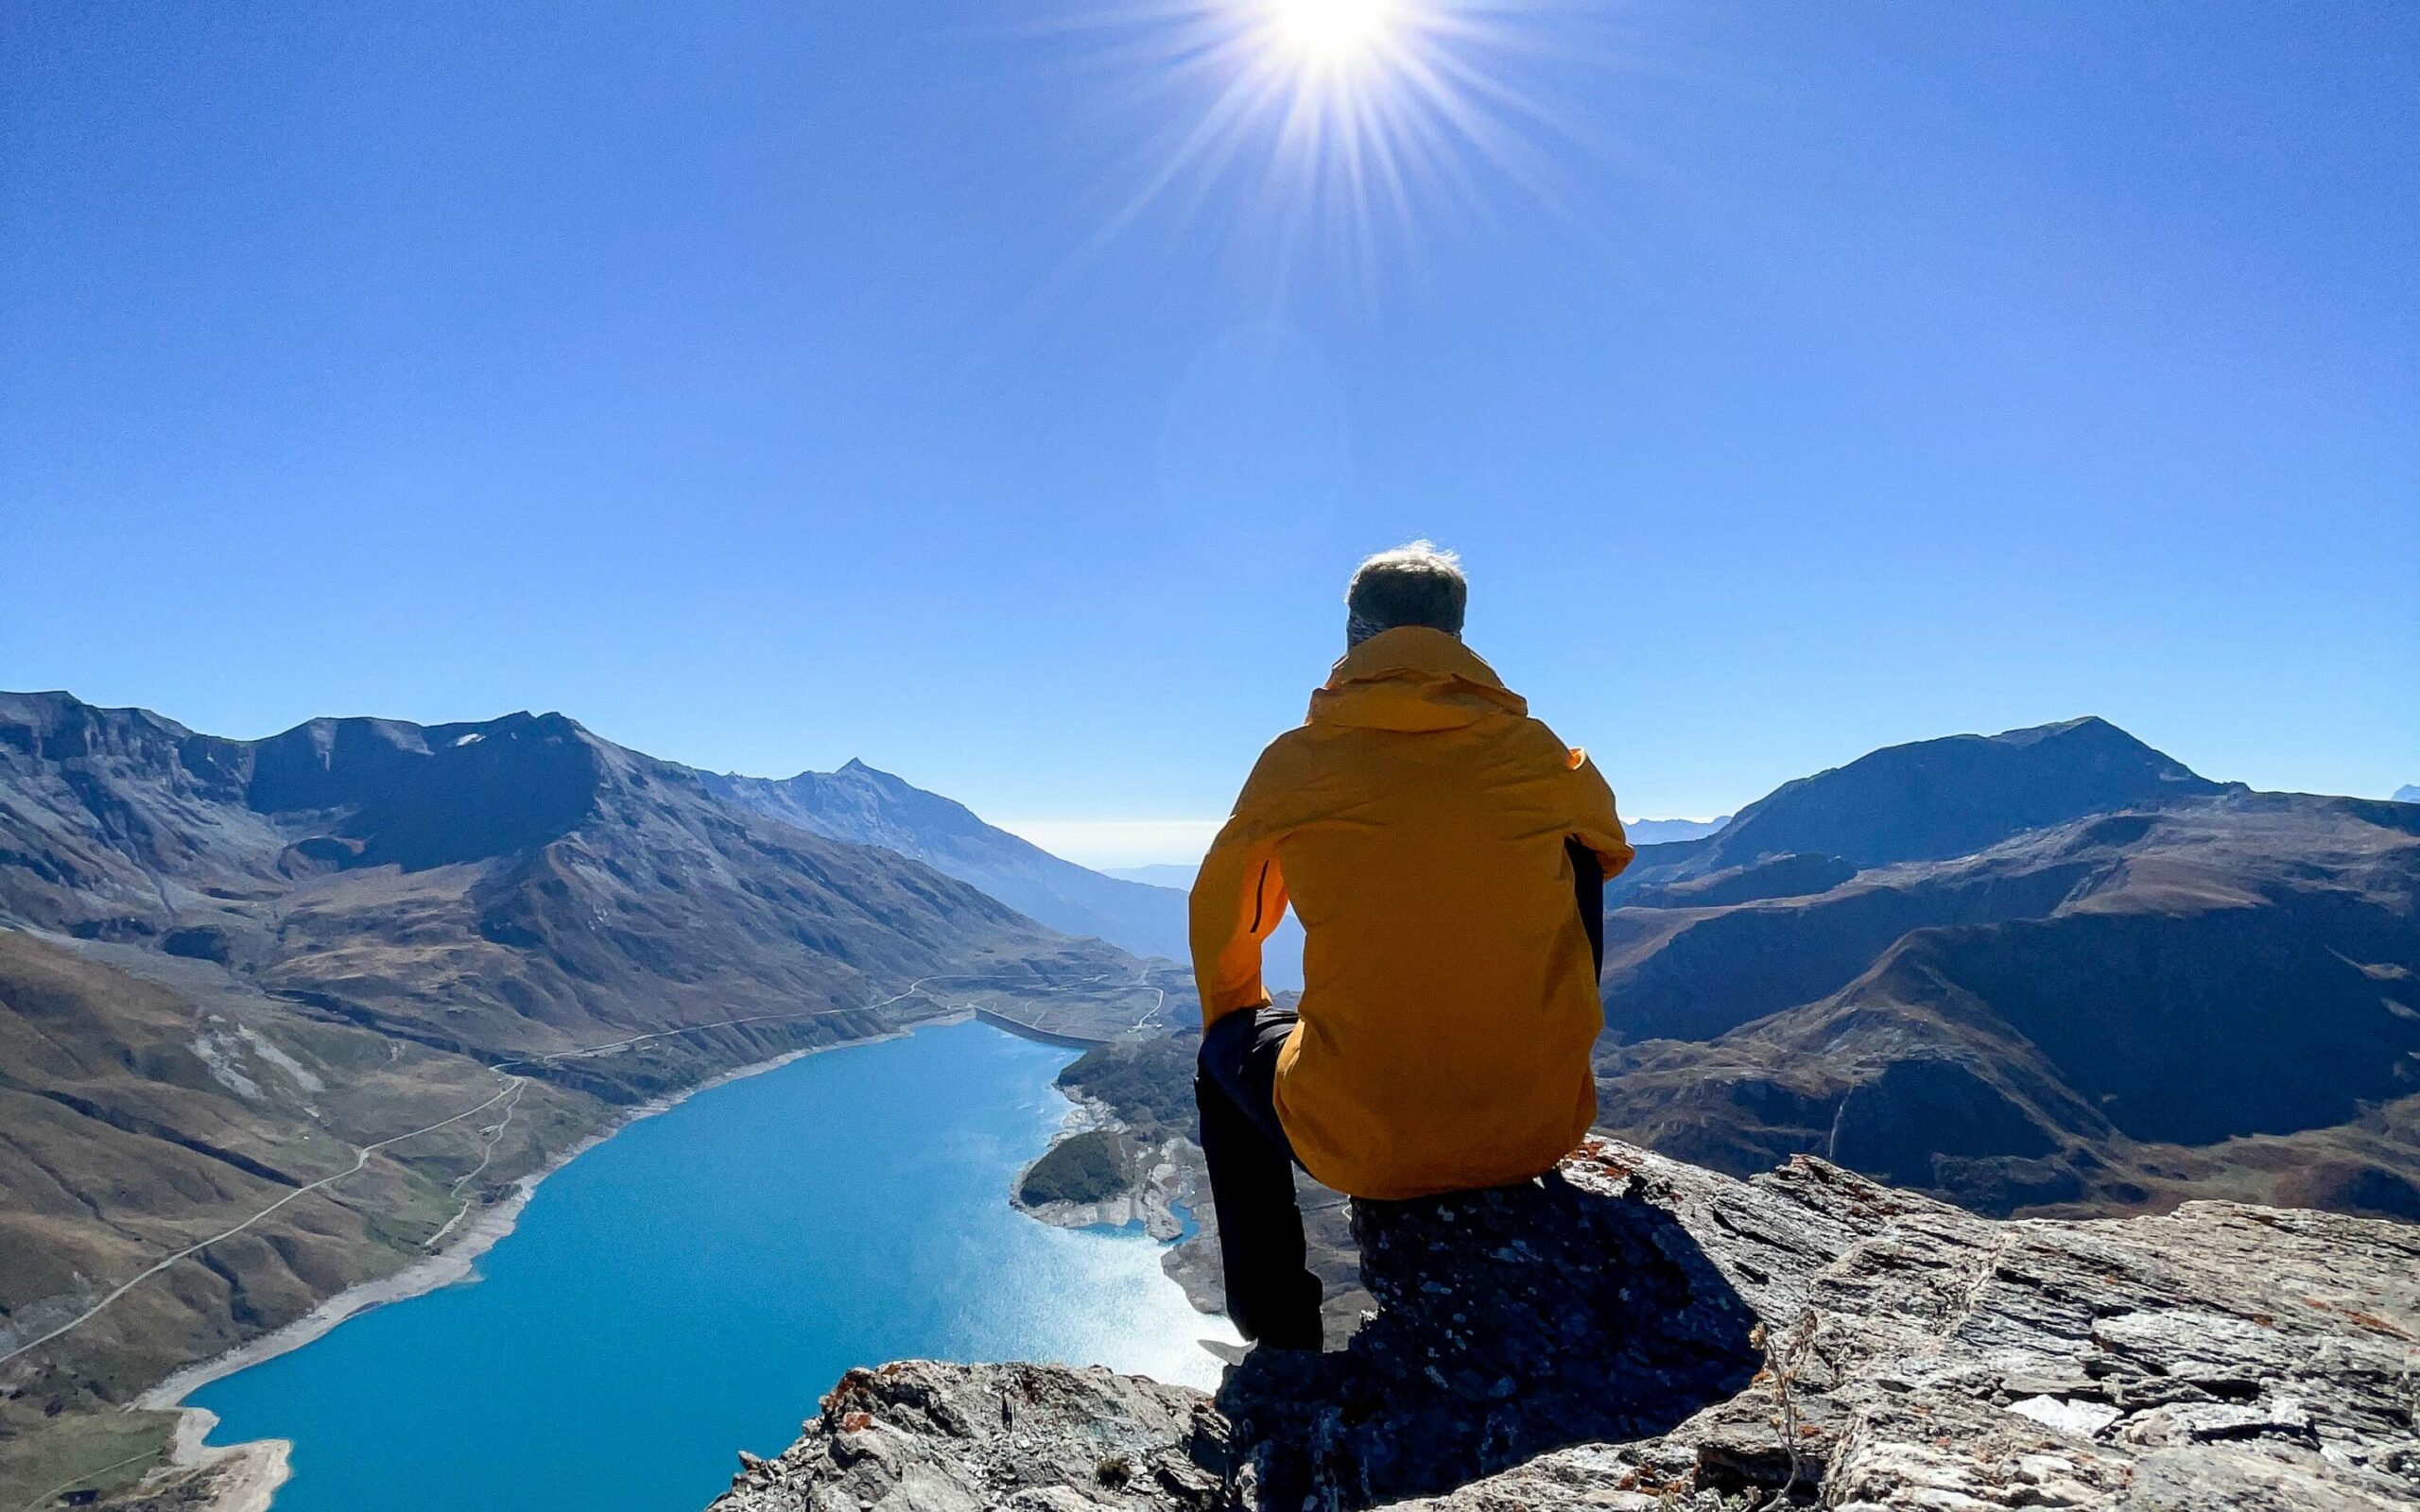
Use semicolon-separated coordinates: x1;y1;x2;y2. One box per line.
1193;626;1633;1199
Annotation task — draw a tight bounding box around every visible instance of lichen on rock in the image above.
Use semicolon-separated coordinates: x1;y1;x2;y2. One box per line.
709;1139;2420;1511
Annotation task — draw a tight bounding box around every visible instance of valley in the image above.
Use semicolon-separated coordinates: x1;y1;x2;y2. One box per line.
175;1020;1230;1512
0;692;1176;1504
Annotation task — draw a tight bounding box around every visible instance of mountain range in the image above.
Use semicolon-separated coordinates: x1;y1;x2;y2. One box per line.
1612;815;1730;845
0;691;1175;1503
1585;717;2420;1220
2398;783;2419;803
1102;864;1204;889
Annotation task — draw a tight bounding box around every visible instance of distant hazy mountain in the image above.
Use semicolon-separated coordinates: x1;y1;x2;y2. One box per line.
1107;818;1732;885
2398;784;2420;803
1618;816;1730;845
1103;863;1200;889
1096;861;1307;988
703;762;1260;977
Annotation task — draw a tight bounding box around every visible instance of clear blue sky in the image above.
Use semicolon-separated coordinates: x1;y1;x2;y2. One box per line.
5;2;2413;864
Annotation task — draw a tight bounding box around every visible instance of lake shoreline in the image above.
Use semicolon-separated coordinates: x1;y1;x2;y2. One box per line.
1009;1091;1196;1243
127;1008;1189;1512
1009;1093;1227;1317
132;1028;920;1512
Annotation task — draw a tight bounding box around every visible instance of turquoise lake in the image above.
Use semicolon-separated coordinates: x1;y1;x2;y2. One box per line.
190;1019;1234;1511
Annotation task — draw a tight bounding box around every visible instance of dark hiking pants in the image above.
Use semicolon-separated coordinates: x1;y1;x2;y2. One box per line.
1195;1005;1323;1349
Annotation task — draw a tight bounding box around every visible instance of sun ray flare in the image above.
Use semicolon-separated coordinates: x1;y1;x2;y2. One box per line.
1032;0;1616;292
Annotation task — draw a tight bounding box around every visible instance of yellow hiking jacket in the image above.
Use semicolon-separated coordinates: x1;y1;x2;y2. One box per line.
1190;627;1634;1199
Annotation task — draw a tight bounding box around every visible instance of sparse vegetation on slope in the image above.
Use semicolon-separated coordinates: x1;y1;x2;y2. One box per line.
1018;1129;1139;1207
1055;1033;1203;1143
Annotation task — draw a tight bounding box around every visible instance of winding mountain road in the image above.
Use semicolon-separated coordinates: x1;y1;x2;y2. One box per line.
0;1078;521;1373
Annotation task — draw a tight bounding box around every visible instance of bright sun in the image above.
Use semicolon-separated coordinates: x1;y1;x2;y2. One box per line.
1267;0;1400;67
1063;0;1593;283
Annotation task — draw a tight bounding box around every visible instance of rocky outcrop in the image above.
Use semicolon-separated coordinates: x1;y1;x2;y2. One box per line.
717;1362;1230;1511
711;1139;2420;1511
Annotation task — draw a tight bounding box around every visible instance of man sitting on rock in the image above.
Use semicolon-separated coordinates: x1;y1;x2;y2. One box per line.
1191;541;1635;1350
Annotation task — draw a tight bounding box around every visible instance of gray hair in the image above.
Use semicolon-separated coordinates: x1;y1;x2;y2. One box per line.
1345;540;1467;647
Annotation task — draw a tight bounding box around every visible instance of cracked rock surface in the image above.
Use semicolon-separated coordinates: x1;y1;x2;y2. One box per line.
713;1360;1230;1511
707;1139;2420;1511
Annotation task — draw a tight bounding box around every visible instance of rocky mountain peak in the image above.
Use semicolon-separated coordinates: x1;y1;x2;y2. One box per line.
0;690;201;769
712;1140;2420;1511
1686;716;2231;875
239;707;606;869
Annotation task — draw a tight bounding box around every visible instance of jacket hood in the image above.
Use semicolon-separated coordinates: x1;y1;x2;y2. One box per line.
1307;627;1529;732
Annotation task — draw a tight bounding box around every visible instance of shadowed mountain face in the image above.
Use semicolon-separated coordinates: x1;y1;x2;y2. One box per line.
1593;720;2420;1220
703;760;1290;983
0;691;1172;1502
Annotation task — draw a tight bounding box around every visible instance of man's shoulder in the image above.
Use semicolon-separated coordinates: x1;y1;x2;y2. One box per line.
1494;710;1592;768
1249;723;1326;775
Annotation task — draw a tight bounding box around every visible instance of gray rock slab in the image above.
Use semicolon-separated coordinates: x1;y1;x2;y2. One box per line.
708;1140;2420;1512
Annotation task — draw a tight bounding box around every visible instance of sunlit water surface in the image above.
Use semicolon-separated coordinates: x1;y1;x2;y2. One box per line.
192;1020;1232;1511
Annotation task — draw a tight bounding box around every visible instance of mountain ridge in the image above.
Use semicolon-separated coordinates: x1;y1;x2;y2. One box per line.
700;760;1312;988
1591;747;2420;1221
1615;715;2235;897
7;696;2412;1504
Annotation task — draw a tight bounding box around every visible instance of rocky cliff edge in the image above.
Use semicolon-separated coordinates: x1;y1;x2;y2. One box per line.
709;1139;2420;1511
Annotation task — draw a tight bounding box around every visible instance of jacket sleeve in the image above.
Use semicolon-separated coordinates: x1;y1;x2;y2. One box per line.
1565;747;1636;884
1190;753;1292;1026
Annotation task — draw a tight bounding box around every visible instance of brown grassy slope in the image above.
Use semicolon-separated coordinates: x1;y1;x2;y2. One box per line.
0;928;580;1497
